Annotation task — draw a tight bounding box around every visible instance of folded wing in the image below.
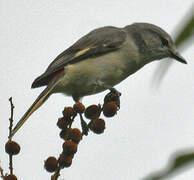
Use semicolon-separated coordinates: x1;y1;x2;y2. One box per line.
31;26;127;88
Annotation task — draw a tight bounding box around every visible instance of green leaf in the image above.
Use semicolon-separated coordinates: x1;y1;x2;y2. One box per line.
175;14;194;47
143;150;194;180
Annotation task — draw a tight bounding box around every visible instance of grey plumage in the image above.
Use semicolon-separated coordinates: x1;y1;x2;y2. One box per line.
32;26;126;88
10;22;187;138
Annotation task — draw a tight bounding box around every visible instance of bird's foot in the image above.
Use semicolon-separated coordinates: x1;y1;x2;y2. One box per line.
104;88;121;109
108;87;121;97
93;81;121;96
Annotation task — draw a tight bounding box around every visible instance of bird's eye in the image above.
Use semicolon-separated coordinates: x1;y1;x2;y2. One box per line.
161;38;169;46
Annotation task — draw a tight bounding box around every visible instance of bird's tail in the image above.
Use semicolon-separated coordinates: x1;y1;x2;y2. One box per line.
9;76;61;138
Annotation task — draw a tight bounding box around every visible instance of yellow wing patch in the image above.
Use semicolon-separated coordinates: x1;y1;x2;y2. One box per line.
75;47;92;57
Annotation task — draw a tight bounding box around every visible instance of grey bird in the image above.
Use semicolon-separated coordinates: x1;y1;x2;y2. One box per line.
10;23;187;138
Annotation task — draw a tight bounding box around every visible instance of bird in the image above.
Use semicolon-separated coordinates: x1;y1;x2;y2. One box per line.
10;23;187;138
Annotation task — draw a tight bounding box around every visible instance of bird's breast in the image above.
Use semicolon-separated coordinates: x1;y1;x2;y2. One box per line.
54;42;140;97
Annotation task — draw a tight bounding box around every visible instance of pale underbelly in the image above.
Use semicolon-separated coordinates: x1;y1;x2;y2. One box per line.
54;50;139;97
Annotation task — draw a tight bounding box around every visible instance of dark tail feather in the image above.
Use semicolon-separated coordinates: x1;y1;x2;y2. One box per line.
9;77;61;138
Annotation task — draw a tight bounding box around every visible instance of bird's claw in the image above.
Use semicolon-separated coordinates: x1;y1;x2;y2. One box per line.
109;88;121;97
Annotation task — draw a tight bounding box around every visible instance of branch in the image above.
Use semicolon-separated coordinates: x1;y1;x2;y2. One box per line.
8;97;14;140
51;167;61;180
8;97;14;175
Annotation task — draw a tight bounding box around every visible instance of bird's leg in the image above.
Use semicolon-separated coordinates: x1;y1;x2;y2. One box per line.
94;81;121;109
94;80;121;97
72;94;80;102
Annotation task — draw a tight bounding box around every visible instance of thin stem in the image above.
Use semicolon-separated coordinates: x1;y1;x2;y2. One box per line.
79;113;89;136
51;166;61;180
8;97;14;175
68;114;76;128
9;155;13;175
8;97;14;140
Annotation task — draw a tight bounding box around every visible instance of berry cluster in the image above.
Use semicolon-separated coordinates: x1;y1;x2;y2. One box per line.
44;90;121;178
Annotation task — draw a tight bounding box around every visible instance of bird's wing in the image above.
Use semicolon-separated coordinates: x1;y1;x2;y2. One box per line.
31;26;127;88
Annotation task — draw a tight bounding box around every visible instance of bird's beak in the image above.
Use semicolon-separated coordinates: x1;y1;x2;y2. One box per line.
170;50;187;64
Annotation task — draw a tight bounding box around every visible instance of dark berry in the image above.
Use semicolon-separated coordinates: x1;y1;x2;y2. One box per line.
57;117;68;129
58;154;73;168
59;129;68;140
4;174;17;180
104;91;120;108
62;140;77;155
73;102;85;114
62;107;75;118
5;141;20;155
44;156;58;173
88;118;105;134
84;105;101;119
68;128;82;144
103;101;118;117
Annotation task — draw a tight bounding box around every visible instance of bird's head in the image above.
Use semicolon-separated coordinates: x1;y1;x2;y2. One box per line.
127;23;187;64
